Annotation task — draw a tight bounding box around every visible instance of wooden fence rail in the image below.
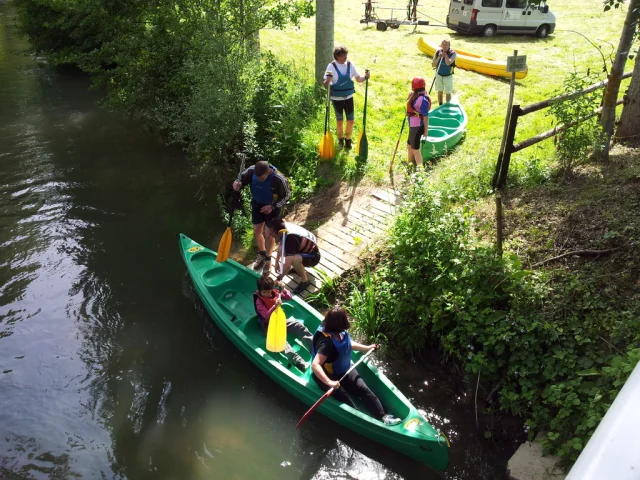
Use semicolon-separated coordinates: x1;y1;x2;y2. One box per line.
492;71;632;189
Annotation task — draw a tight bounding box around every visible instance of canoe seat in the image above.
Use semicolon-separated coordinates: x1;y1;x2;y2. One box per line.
202;265;238;288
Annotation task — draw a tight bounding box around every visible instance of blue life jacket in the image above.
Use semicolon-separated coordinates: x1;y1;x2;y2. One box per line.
251;165;276;205
330;61;355;98
311;326;352;377
436;49;456;77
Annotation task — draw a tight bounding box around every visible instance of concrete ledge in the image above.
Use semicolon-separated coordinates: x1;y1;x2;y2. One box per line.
507;435;566;480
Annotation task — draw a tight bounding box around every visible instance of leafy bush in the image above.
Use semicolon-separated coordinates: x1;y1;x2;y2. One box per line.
548;71;603;177
352;171;640;465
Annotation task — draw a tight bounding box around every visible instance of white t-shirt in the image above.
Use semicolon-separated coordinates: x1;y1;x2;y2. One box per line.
324;61;361;100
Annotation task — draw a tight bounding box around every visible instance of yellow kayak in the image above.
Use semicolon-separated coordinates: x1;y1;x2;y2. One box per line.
417;37;528;80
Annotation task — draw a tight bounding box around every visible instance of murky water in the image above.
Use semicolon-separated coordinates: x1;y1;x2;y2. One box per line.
0;2;517;478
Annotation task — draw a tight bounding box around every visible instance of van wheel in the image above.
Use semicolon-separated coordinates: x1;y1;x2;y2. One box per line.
376;22;388;31
536;24;549;38
482;25;497;37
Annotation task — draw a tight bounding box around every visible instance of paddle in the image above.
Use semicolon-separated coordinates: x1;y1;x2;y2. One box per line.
266;229;288;352
356;71;370;161
296;347;376;429
388;116;407;173
217;154;246;263
318;77;335;160
429;56;444;95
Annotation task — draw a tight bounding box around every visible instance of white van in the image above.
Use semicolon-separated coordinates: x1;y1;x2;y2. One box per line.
446;0;556;38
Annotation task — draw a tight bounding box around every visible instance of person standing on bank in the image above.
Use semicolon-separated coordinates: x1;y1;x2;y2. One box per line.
323;45;370;150
407;76;431;169
431;39;457;106
269;218;321;295
232;161;291;271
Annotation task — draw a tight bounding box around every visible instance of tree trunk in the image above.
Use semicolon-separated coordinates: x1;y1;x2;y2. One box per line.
315;0;334;85
597;0;640;160
615;53;640;145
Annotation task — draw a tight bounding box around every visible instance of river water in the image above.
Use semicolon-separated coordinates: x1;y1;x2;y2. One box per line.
0;2;517;478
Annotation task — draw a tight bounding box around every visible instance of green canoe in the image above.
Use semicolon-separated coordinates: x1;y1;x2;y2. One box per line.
420;97;468;161
179;234;449;470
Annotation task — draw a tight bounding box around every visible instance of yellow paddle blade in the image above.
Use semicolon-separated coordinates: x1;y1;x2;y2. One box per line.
266;305;287;352
216;227;232;263
319;133;335;160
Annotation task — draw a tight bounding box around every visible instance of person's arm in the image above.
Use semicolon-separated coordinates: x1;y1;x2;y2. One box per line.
432;50;441;68
323;64;335;86
312;353;339;388
256;296;280;323
281;289;293;301
233;166;254;191
354;66;370;83
272;172;291;209
351;341;377;352
444;51;454;66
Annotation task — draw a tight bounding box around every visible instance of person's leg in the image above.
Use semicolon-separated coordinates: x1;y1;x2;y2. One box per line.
312;374;358;409
344;98;355;148
341;369;386;419
291;254;307;282
253;222;266;252
411;124;424;167
333;99;345;144
444;76;453;103
286;319;313;351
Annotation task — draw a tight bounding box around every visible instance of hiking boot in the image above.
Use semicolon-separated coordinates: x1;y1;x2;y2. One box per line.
345;138;352;150
293;281;310;295
382;414;402;426
262;258;272;275
252;251;268;270
291;353;308;371
338;137;345;147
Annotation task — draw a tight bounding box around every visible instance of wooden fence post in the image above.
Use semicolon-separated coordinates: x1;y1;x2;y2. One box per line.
495;193;503;257
496;104;521;189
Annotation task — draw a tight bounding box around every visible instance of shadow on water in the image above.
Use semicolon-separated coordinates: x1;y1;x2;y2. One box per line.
0;2;518;478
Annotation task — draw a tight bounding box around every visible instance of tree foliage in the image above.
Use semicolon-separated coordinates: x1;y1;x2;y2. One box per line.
14;0;315;166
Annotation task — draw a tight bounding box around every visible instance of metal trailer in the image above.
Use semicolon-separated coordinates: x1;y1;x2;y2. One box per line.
360;0;430;31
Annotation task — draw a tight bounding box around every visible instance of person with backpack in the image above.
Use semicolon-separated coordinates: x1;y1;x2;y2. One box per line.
232;161;291;271
322;45;370;150
406;76;431;169
432;39;457;106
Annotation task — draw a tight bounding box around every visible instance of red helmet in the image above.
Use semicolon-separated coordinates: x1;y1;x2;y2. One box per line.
411;76;426;90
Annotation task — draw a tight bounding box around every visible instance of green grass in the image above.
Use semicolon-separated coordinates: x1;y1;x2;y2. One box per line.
261;0;632;191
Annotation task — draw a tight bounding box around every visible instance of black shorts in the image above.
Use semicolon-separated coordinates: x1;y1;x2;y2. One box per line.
299;252;321;267
332;98;355;121
251;200;281;227
407;125;424;150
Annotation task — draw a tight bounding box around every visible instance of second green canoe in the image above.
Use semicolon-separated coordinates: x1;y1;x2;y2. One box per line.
421;97;468;161
179;233;449;470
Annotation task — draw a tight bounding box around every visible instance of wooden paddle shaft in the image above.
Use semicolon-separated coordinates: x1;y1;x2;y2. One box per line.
296;348;376;429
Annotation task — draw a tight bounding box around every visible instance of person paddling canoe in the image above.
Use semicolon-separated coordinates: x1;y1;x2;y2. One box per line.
232;161;291;271
253;275;312;371
269;218;321;295
311;307;402;426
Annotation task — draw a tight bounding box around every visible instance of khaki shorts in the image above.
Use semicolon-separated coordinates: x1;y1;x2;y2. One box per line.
435;74;454;95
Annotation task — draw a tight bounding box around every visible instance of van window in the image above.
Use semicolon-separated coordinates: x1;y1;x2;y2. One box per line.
506;0;526;7
481;0;503;7
463;0;473;5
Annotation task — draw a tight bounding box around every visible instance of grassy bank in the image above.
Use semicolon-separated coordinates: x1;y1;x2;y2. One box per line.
262;0;630;189
264;0;640;468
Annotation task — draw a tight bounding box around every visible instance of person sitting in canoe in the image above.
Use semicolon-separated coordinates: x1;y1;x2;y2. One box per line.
253;275;312;371
269;218;321;296
311;307;402;426
232;161;291;272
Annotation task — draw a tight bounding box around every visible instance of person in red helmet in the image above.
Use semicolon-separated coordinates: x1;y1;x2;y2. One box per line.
406;76;431;169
